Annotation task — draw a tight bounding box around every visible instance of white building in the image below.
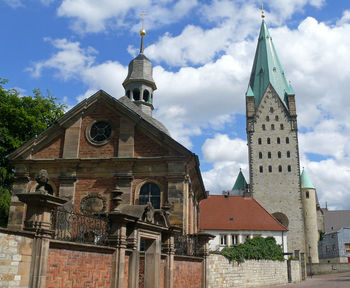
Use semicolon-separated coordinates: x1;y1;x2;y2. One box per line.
199;195;288;252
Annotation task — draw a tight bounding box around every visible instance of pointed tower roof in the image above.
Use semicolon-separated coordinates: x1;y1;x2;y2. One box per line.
301;169;315;189
232;169;247;192
248;19;294;108
122;29;157;91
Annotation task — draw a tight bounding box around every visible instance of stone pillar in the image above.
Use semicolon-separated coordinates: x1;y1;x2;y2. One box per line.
118;117;135;157
62;117;82;158
196;233;214;288
7;167;30;230
108;213;127;288
127;229;139;288
114;172;133;205
162;233;174;288
17;192;66;288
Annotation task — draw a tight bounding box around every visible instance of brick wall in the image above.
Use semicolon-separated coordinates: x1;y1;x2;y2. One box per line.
33;134;64;159
79;104;120;158
208;254;301;287
46;247;113;288
0;231;33;288
139;257;144;288
134;128;168;157
173;257;202;288
123;254;129;288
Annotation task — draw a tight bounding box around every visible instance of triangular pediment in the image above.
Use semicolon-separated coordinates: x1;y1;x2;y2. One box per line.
8;90;190;161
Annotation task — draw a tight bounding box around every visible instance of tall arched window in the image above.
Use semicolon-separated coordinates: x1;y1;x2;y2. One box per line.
259;152;263;159
267;138;271;144
139;182;161;209
286;137;290;144
143;90;150;102
133;88;140;101
278;151;281;158
268;152;271;159
258;138;262;145
277;137;280;144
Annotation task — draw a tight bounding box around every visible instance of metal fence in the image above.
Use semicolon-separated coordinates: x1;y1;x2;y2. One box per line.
174;234;200;256
51;207;109;246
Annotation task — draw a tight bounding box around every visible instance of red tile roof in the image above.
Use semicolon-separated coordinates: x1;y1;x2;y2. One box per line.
199;195;287;231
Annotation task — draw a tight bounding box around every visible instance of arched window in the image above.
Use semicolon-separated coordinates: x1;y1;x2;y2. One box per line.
267;138;271;144
271;124;275;130
258;138;262;145
259;152;262;159
272;212;289;228
139;182;161;209
275;115;279;121
268;152;271;159
268;165;272;173
266;116;270;122
306;191;310;199
288;165;291;172
277;137;280;144
280;124;284;130
278;151;281;158
287;151;290;158
278;165;282;172
126;90;131;99
286;137;290;144
133;88;140;101
262;124;266;131
259;166;263;173
143;90;150;102
270;107;274;113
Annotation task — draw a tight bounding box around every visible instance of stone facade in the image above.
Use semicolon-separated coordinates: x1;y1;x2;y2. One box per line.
207;253;301;287
0;230;33;288
247;85;306;253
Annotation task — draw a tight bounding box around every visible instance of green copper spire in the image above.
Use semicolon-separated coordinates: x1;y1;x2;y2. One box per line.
232;169;247;192
248;20;294;108
301;169;315;189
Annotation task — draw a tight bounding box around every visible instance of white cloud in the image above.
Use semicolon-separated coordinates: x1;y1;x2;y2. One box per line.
336;9;350;25
57;0;197;34
3;0;23;8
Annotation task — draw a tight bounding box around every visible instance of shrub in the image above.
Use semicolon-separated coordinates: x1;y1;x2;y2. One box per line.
221;236;284;264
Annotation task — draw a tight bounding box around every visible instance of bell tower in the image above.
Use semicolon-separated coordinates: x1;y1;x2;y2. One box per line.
122;24;157;117
246;11;306;254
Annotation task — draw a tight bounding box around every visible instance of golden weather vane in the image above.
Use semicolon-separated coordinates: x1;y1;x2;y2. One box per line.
140;12;147;36
261;2;265;19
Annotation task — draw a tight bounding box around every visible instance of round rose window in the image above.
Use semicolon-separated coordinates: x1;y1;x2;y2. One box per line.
87;121;112;145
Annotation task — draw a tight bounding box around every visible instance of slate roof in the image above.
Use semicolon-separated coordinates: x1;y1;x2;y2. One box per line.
248;20;294;108
323;209;350;233
118;95;170;136
199;195;287;231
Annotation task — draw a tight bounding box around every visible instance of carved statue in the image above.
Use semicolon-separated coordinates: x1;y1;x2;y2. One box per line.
144;202;154;223
35;169;49;194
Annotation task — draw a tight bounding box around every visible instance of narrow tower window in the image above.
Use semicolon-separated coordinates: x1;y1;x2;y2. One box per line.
259;166;263;173
279;165;282;172
288;165;291;172
278;151;281;158
286;137;290;144
268;165;272;173
258;138;262;145
133;88;140;101
267;138;271;144
259;152;262;159
306;191;310;199
268;152;271;159
266;116;270;121
271;124;275;130
262;124;266;130
143;89;150;102
280;124;284;130
270;107;274;113
277;137;280;144
275;115;279;121
287;151;290;158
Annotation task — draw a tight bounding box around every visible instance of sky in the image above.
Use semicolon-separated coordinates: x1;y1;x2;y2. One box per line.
1;0;350;210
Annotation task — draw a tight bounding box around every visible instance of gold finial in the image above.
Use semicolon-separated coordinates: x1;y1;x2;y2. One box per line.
140;12;147;36
261;3;265;19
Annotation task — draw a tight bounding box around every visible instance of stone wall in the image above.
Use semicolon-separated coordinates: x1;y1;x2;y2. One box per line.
0;230;33;288
207;254;301;288
173;256;203;288
46;246;114;288
310;263;350;275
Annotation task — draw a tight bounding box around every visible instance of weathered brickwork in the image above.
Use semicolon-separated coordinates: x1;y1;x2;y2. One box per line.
0;231;33;288
33;134;64;159
79;104;120;158
74;178;114;212
139;257;145;288
160;258;166;288
134;128;168;157
46;248;113;288
123;254;129;288
208;254;301;288
247;88;305;253
173;258;202;288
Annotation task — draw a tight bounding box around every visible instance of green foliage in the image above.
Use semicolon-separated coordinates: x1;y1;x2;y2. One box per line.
319;231;325;241
221;236;285;264
0;78;66;227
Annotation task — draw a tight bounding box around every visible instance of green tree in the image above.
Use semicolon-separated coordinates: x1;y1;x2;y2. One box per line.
0;78;66;227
